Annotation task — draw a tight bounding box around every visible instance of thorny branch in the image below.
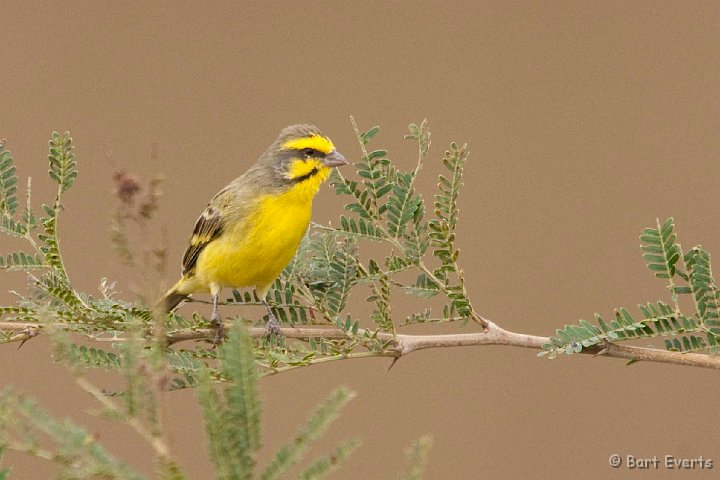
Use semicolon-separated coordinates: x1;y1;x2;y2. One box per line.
3;319;720;370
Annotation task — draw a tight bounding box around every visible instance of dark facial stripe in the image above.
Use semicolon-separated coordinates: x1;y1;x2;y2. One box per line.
292;166;320;183
276;148;324;162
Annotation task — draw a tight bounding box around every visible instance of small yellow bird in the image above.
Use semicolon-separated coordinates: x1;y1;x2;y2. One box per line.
162;125;347;340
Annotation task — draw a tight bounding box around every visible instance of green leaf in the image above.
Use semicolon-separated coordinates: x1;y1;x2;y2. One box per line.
167;350;205;379
304;232;358;315
404;273;440;298
0;251;45;270
330;170;377;221
685;246;720;328
542;300;703;357
664;333;711;353
387;173;421;238
48;131;77;193
673;286;693;295
0;390;144;479
298;439;360;480
63;344;122;370
197;368;244;480
640;217;680;280
368;271;395;333
366;149;387;161
338;215;386;241
221;323;261;451
261;387;355;480
197;322;260;480
360;126;380;144
0;213;27;237
0;143;19;216
398;435;433;480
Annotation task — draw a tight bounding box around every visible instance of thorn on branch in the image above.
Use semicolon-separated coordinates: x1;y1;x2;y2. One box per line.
594;340;611;356
15;326;41;349
387;356;401;371
473;313;490;332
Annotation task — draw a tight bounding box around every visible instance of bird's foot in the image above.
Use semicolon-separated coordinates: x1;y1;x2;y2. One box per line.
265;313;282;338
210;312;225;345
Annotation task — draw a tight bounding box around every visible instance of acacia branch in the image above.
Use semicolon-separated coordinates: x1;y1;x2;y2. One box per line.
3;319;720;370
162;322;720;370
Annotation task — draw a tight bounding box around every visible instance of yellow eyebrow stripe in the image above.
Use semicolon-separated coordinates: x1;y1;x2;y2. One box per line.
282;135;335;154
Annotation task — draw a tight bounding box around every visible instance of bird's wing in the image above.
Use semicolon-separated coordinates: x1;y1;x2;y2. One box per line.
181;204;224;275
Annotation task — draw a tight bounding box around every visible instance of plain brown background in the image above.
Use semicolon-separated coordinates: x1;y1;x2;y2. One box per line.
2;1;720;479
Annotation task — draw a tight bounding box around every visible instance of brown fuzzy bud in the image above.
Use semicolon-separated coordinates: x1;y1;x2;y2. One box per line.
112;170;141;205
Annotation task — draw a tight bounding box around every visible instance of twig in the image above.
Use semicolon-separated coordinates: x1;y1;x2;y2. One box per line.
4;319;720;370
1;325;41;347
161;321;720;370
260;351;398;377
4;442;56;462
75;376;171;460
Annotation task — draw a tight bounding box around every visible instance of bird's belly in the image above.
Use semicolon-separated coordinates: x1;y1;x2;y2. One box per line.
195;194;312;291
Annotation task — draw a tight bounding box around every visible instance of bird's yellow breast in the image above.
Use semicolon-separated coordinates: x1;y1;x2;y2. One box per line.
192;170;328;296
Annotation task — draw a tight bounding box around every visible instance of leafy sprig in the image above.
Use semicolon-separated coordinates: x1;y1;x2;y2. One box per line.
2;124;718;478
1;121;488;381
320;118;484;335
0;390;144;480
541;218;720;358
0;140;19;218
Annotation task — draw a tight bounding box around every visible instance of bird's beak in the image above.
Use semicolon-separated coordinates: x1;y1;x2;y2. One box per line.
323;150;348;167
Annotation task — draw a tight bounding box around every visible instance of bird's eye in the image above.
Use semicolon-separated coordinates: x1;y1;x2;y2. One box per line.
303;148;316;158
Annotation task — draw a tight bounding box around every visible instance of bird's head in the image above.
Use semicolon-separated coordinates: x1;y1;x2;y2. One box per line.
265;124;347;189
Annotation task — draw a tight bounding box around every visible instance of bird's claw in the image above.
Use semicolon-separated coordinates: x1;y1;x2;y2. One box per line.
210;309;225;345
265;315;282;338
212;321;225;345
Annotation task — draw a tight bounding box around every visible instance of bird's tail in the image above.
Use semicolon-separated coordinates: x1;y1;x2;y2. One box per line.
161;281;189;312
